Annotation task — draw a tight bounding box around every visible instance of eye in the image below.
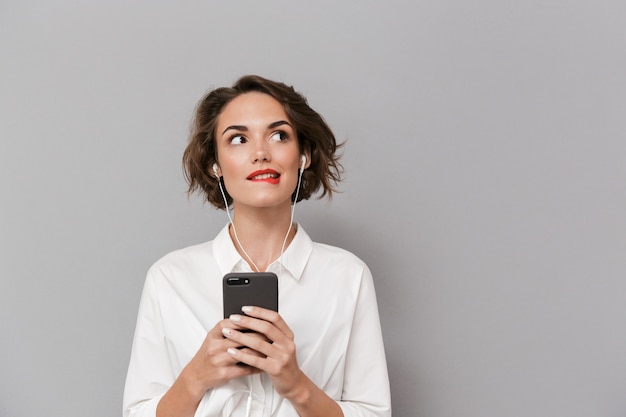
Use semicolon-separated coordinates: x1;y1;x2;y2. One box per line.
229;135;246;145
269;131;288;142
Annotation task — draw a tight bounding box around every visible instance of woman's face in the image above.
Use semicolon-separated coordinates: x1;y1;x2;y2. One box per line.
215;92;305;211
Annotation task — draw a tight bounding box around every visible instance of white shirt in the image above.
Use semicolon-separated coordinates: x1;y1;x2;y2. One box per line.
123;224;391;417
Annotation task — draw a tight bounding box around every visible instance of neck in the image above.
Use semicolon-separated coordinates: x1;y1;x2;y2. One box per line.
229;203;296;272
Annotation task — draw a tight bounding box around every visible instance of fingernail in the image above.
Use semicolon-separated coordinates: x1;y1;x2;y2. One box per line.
222;328;233;337
229;314;242;322
227;348;238;356
241;306;253;313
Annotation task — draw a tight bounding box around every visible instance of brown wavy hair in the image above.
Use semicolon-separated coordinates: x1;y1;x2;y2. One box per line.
183;75;343;209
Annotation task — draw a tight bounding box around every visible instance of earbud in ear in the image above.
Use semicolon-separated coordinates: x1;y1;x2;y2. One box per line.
212;163;219;177
300;155;306;170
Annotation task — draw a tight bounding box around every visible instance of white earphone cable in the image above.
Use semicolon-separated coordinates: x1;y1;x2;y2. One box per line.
278;163;304;277
217;159;305;274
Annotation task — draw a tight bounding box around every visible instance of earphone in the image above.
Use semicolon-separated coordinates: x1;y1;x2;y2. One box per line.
213;163;219;177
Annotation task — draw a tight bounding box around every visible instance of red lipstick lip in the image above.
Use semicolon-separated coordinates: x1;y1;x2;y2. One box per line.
247;169;280;184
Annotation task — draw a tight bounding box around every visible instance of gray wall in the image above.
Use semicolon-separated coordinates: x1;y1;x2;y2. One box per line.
1;1;625;416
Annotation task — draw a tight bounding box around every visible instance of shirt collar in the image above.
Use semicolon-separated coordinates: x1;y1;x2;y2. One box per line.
213;223;313;281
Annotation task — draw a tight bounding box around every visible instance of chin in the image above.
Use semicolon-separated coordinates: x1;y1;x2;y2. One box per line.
238;196;292;210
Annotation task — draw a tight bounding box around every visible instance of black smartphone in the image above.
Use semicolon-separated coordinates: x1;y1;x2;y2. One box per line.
222;272;278;318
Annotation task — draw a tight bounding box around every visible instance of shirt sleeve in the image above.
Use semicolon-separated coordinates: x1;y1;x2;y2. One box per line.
338;265;392;417
123;266;172;417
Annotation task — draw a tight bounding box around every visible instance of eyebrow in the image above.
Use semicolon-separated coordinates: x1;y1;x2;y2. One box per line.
221;120;292;136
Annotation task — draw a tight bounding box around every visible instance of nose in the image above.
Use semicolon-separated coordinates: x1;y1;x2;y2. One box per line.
251;140;271;163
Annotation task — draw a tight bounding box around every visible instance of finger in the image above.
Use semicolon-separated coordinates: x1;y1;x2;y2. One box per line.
227;346;268;370
207;319;249;343
233;309;294;341
240;306;279;323
222;327;292;371
225;318;272;341
227;317;284;349
226;360;263;377
209;342;264;372
222;326;274;357
208;319;234;337
202;340;246;367
238;347;266;359
227;342;293;375
223;331;269;357
242;307;294;338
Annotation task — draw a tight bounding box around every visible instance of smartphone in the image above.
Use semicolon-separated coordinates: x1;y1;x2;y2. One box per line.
222;272;278;318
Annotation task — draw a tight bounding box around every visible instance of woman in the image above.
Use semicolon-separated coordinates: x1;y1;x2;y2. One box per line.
123;75;391;417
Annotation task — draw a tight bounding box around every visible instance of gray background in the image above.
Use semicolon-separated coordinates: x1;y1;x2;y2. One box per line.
1;1;625;416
